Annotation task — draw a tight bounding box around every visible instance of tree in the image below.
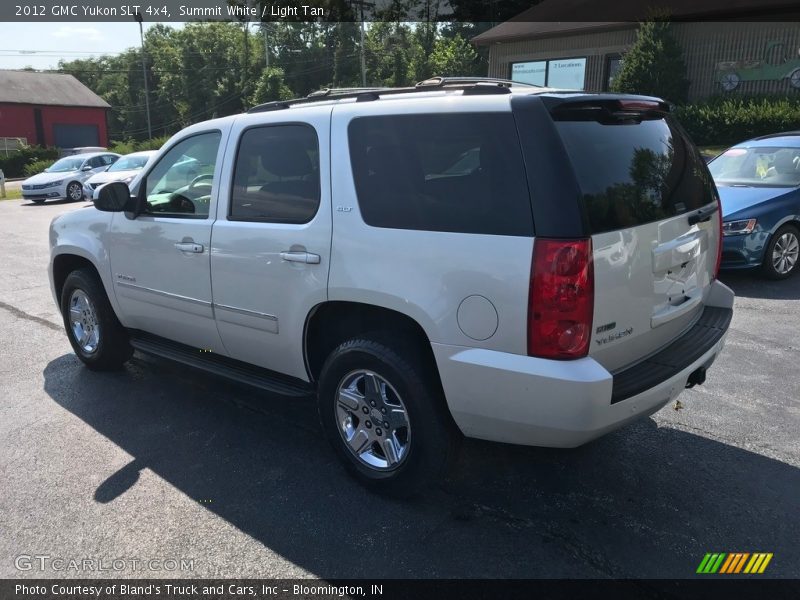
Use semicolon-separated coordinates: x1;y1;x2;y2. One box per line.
611;20;689;104
249;67;294;105
429;34;480;77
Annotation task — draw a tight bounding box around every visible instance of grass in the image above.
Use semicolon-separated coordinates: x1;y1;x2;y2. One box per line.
0;187;22;200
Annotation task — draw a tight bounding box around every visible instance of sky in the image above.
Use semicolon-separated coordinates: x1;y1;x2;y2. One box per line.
0;23;180;70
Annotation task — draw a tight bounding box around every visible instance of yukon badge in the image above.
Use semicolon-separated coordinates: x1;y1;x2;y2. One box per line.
116;274;136;283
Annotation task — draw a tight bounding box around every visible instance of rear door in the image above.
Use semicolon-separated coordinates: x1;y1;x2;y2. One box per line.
550;98;721;371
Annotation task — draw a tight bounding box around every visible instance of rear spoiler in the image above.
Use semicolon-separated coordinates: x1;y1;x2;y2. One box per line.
543;95;671;123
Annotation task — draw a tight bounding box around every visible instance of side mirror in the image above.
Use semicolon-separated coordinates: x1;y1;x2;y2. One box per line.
82;165;93;172
94;182;136;212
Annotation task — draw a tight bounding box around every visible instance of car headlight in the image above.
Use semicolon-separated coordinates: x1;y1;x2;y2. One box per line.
722;218;757;236
49;180;64;187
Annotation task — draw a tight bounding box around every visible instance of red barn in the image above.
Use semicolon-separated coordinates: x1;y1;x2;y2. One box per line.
0;70;110;149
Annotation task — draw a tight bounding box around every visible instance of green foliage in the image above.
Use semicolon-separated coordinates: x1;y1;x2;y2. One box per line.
429;34;480;77
0;145;59;178
675;95;800;146
23;159;54;177
249;67;294;105
611;20;689;104
109;136;170;156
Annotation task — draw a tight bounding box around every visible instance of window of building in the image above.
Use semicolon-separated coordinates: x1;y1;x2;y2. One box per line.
605;55;623;91
511;57;587;90
348;113;533;236
230;124;320;223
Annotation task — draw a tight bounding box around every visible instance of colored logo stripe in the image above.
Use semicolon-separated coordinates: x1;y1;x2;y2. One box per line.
698;552;773;574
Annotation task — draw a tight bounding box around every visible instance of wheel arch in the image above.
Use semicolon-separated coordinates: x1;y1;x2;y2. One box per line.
303;301;440;385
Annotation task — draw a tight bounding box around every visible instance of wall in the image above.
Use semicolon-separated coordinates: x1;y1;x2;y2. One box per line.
0;104;108;147
486;22;800;101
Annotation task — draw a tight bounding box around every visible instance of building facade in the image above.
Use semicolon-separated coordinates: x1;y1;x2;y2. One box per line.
474;22;800;101
0;70;110;148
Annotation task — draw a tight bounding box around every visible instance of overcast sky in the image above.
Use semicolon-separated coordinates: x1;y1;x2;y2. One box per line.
0;23;179;70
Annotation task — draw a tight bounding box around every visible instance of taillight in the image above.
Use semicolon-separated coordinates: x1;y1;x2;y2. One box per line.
714;194;723;279
528;238;594;360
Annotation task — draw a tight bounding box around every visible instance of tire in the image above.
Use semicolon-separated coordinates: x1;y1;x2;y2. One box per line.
789;68;800;90
66;181;84;202
60;268;133;370
317;335;460;497
761;224;800;280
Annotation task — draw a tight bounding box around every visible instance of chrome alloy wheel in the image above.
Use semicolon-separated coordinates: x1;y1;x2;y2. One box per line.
68;182;83;201
335;370;411;471
69;289;100;354
772;231;799;275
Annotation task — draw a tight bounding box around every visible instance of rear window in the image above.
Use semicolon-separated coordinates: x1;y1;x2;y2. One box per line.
348;113;533;236
554;115;715;234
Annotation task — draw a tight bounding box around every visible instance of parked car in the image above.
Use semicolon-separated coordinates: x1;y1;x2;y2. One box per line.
48;78;733;495
84;151;156;200
22;152;120;204
60;146;109;157
708;132;800;278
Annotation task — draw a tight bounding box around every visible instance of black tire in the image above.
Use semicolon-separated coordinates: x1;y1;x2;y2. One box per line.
66;181;84;202
761;224;800;280
317;335;460;497
60;268;133;370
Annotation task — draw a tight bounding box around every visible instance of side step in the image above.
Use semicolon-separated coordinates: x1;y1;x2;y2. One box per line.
129;331;314;398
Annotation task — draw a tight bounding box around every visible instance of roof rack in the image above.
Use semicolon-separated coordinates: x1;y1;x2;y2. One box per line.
246;76;523;114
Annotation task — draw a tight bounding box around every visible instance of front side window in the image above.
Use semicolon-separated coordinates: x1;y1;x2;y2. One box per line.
230;124;320;223
144;131;221;218
348;113;533;236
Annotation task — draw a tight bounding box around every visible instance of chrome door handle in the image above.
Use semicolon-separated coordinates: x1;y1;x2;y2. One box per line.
280;251;320;264
174;242;204;253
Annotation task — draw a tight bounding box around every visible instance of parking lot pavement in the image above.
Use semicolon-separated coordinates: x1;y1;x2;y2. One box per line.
0;197;798;579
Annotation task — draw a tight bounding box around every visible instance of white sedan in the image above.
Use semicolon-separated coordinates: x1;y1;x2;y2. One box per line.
83;150;157;200
21;152;120;204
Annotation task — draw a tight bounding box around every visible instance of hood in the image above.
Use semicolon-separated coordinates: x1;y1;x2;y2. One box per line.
24;171;77;185
86;170;139;185
718;185;796;218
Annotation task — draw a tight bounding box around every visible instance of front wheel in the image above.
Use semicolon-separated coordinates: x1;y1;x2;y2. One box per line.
67;181;84;202
61;268;133;370
761;224;800;279
317;337;459;496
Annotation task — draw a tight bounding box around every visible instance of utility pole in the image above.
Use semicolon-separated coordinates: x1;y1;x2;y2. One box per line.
133;11;152;139
263;23;269;69
350;0;374;87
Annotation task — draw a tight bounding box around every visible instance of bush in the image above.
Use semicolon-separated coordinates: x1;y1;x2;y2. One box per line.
109;136;169;155
0;145;59;178
674;95;800;147
23;159;55;177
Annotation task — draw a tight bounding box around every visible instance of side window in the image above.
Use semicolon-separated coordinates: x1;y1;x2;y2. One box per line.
87;156;104;169
144;131;221;219
103;155;118;166
348;113;533;236
229;124;320;223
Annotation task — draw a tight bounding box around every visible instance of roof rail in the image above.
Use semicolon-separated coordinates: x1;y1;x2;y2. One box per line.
246;76;520;114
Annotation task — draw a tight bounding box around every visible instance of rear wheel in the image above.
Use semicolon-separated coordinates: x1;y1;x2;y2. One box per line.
61;268;133;370
317;336;459;496
761;224;800;279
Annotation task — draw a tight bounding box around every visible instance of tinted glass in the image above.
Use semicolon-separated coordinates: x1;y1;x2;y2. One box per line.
230;124;320;223
554;116;715;234
709;145;800;187
348;113;533;236
145;131;221;219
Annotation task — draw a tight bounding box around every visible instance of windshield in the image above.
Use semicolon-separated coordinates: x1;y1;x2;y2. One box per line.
108;155;150;172
45;157;84;173
709;146;800;187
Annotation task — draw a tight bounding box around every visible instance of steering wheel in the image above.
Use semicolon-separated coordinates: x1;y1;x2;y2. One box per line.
188;173;214;191
167;194;195;214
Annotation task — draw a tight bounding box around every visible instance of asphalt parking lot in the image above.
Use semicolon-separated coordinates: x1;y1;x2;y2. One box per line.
0;197;798;580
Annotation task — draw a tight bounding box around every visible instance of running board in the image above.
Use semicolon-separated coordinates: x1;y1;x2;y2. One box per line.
128;331;314;398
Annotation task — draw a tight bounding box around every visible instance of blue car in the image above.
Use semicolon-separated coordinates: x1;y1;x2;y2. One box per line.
709;132;800;279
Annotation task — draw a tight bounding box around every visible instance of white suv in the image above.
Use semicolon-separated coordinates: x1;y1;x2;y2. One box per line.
48;78;734;495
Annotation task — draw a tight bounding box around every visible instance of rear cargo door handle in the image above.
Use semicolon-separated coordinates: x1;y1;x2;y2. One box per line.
280;251;320;264
174;242;204;253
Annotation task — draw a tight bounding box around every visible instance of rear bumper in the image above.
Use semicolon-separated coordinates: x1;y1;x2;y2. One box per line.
433;280;734;448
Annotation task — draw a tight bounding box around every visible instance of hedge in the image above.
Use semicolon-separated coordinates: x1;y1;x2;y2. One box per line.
0;145;59;178
674;95;800;147
109;136;169;156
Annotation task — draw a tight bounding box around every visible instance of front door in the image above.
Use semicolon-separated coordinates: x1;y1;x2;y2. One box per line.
108;129;228;353
210;111;332;380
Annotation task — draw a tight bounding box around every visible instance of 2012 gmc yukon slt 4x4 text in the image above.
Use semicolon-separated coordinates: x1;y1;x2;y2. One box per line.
48;78;734;495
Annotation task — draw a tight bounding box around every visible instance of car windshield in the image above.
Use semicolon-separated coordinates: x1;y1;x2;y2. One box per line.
709;145;800;187
45;157;84;173
108;155;150;172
